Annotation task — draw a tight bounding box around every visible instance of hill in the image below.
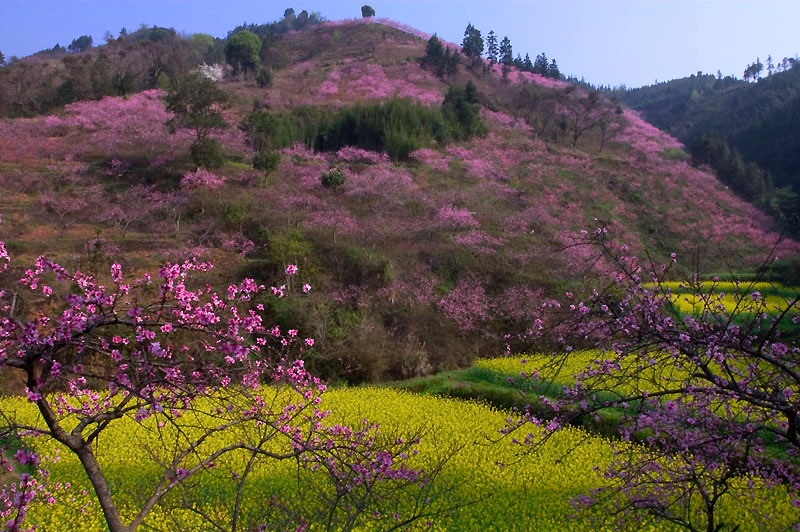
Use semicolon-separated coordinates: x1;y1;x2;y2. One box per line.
614;65;800;218
0;18;796;384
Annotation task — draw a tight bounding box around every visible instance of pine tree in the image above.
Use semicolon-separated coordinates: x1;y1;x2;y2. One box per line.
533;52;548;75
513;53;524;69
461;23;484;65
523;53;533;72
486;30;498;64
547;58;561;79
499;36;513;65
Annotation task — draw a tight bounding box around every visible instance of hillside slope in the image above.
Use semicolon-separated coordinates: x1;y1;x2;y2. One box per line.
0;20;796;383
616;67;800;195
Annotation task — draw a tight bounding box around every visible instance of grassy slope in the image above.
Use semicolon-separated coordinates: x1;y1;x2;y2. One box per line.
0;21;797;385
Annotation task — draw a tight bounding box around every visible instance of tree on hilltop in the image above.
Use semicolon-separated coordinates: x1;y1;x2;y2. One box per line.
68;35;93;53
361;4;376;17
547;58;561;79
523;53;533;72
532;52;548;75
225;29;261;77
743;57;764;82
498;36;513;65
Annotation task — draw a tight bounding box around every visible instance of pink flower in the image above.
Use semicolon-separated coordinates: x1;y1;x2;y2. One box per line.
285;264;298;275
304;338;315;347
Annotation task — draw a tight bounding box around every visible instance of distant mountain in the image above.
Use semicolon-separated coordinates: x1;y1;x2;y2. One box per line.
613;64;800;220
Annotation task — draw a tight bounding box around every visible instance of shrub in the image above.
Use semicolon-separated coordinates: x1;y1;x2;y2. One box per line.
320;165;347;190
252;150;281;172
256;66;273;87
190;137;225;168
243;98;483;162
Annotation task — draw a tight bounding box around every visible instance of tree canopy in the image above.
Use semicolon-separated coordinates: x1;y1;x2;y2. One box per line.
461;23;484;63
225;30;261;75
68;35;93;53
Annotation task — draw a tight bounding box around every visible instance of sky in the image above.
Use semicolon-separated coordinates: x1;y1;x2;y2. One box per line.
1;0;798;88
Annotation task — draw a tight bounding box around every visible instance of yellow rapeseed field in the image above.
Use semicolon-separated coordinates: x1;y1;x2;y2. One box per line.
6;384;796;531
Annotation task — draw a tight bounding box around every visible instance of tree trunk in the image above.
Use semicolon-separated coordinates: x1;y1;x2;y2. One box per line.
74;444;127;532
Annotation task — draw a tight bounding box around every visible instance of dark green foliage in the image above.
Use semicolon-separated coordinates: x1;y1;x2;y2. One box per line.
486;31;498;64
241;111;300;152
442;83;485;138
691;132;772;200
126;26;177;44
743;57;764;82
167;73;229;169
464;81;479;104
111;71;138;95
166;72;229;142
54;79;78;105
312;99;451;160
68;35;93;53
498;37;512;65
243;97;484;162
547;58;561;79
190;138;225;169
616;63;800;219
320;165;347;190
252;150;281;172
32;43;67;57
523;53;533;72
225;30;261;75
256;66;273;87
227;9;324;40
420;35;460;78
461;23;484;65
766;256;800;286
361;5;376;17
533;52;548;75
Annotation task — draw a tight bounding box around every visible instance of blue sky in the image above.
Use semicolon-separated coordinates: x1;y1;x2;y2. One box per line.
1;1;798;88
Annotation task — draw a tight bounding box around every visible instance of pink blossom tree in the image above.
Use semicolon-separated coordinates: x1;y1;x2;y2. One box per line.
509;227;800;531
0;216;444;532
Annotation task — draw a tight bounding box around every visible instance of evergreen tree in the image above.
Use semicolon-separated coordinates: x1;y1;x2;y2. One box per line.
486;30;498;64
533;52;548;75
461;23;484;64
68;35;93;53
547;58;561;79
464;80;479;104
446;48;460;76
523;53;533;72
421;35;459;78
0;50;5;67
513;53;524;69
499;36;513;65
